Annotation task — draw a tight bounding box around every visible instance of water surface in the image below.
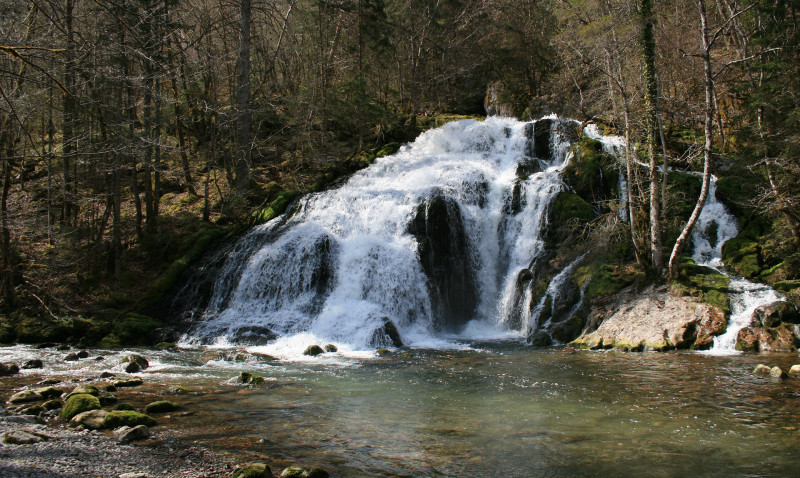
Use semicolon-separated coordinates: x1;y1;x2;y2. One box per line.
3;343;800;477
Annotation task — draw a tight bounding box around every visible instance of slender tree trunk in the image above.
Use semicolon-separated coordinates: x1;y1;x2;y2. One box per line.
234;0;252;192
640;0;663;274
62;0;76;227
668;0;714;279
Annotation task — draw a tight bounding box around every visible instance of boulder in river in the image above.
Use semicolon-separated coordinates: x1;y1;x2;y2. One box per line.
22;359;44;369
753;300;800;327
144;400;180;414
233;462;273;478
103;410;156;428
121;354;149;371
35;386;63;399
8;390;43;404
0;362;20;376
69;409;108;429
736;324;798;352
303;345;324;356
789;364;800;376
60;393;101;420
114;424;150;444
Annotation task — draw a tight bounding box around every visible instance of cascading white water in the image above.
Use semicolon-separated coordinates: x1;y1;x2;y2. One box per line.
690;177;783;352
182;117;615;352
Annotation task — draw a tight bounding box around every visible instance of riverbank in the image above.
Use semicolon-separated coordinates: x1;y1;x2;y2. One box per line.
0;413;236;478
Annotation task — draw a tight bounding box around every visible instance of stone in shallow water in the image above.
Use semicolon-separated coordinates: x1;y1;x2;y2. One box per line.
3;429;50;444
69;409;108;430
234;463;273;478
753;364;771;375
115;424;150;444
770;366;788;379
8;390;43;404
789;364;800;376
22;359;44;369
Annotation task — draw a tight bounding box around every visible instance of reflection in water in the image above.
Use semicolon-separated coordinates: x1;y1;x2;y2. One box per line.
2;343;800;477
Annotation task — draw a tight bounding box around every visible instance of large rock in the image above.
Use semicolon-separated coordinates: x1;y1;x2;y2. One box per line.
103;410;156;429
0;362;19;376
753;301;800;327
8;390;43;404
122;354;149;372
22;359;44;369
735;324;798;353
69;409;108;429
60;393;101;420
114;425;150;443
35;386;64;399
409;195;478;331
570;287;725;351
233;463;274;478
3;429;50;445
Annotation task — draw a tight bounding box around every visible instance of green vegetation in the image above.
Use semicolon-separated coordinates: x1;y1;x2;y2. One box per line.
672;258;731;313
102;411;157;429
60;394;101;420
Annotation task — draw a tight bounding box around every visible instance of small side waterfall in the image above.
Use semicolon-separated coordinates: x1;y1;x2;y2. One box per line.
172;117;620;351
690;177;783;352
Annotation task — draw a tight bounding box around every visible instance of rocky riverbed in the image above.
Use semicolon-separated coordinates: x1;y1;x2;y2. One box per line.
0;349;327;478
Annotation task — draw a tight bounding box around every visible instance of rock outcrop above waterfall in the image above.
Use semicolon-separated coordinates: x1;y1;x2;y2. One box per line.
571;285;727;351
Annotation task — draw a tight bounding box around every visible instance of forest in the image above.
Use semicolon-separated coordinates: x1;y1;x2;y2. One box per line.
1;0;799;345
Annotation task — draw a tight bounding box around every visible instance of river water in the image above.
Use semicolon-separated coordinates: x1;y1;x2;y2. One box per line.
2;343;799;477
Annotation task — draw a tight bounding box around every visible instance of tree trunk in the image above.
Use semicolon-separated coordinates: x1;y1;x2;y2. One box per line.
62;0;76;227
640;0;663;274
668;0;714;280
234;0;252;192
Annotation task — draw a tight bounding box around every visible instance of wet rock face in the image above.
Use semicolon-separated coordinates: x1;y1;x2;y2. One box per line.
735;300;800;352
736;324;799;353
409;195;477;331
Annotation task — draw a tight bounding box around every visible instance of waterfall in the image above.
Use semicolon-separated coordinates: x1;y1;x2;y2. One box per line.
173;116;627;352
690;177;783;352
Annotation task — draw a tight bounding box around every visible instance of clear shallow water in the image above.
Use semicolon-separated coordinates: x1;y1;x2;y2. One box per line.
3;344;800;477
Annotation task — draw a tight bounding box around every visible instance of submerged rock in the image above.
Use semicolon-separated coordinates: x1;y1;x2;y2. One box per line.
369;318;403;348
234;462;273;478
238;372;265;385
280;465;328;478
770;366;788;379
324;344;338;353
144;400;180;414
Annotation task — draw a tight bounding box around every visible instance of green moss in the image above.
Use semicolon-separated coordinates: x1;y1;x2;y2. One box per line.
675;258;731;313
251;190;302;225
564;136;619;208
303;345;325;356
110;313;163;346
102;411;156;429
60;394;101;420
144;400;180;414
238;372;265;385
555;192;594;222
233;463;273;478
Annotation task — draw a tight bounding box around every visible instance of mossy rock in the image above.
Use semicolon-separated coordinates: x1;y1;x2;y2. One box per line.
102;410;156;429
238;372;265;385
111;314;163;346
61;393;101;420
324;344;338;353
43;399;62;410
234;463;273;478
114;377;143;388
35;386;64;399
564;136;619;207
280;465;329;478
676;258;731;313
303;345;325;356
154;342;178;350
144;400;181;414
376;349;391;356
67;384;99;397
251;190;302;225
